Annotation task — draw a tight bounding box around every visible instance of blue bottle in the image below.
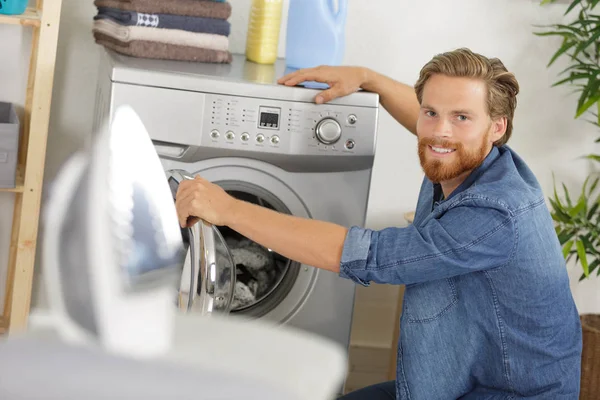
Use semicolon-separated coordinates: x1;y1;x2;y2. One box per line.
0;0;28;15
285;0;348;69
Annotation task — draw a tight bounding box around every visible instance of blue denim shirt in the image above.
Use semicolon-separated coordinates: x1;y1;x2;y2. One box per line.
340;146;582;399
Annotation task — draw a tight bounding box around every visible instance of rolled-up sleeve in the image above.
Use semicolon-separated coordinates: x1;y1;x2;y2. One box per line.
339;198;516;286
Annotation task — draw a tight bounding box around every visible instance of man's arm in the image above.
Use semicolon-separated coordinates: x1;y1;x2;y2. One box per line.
341;200;516;287
225;199;347;273
361;68;420;136
176;178;516;286
277;66;420;135
175;176;347;273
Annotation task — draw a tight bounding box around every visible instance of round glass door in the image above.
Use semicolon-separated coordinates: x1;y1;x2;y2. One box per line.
215;181;301;319
166;170;236;316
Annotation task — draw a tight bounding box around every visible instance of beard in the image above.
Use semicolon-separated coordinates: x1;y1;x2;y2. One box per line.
418;132;490;183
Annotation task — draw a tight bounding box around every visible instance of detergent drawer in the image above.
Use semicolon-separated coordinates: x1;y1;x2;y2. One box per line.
110;82;207;147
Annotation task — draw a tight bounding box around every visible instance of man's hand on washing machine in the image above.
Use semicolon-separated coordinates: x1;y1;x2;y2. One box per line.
175;175;236;227
278;65;420;136
277;65;369;104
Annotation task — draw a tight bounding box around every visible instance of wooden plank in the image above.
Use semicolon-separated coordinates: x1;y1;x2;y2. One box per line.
3;193;23;324
0;7;41;27
6;0;64;333
0;316;6;335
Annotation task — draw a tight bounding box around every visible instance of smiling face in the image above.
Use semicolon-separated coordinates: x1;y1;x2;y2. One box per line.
416;74;506;184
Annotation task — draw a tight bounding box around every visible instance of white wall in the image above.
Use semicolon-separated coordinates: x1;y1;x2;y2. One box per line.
0;0;597;316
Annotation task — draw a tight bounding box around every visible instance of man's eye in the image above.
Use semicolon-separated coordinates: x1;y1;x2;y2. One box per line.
457;115;468;121
426;111;436;117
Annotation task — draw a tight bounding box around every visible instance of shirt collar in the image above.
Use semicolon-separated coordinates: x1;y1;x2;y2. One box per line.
441;145;501;202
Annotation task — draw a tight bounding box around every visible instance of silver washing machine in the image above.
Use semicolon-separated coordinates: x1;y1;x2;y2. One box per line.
93;49;379;354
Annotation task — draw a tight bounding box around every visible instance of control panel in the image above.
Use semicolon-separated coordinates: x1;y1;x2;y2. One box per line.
202;93;377;157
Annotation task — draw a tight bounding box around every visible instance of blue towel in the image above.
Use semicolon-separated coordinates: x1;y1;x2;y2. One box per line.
94;7;231;36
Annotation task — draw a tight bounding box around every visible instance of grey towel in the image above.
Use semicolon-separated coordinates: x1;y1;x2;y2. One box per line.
94;32;232;63
93;0;232;20
94;7;231;36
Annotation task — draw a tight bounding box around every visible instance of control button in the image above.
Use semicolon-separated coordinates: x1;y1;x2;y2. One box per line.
345;139;355;150
241;132;250;142
270;135;280;145
256;134;265;143
210;129;220;139
225;131;235;140
347;114;357;125
315;117;342;145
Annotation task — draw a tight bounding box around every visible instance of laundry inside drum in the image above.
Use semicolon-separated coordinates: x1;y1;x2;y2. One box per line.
214;188;300;318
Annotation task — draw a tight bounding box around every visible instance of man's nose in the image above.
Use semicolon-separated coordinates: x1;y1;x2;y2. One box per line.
433;118;452;138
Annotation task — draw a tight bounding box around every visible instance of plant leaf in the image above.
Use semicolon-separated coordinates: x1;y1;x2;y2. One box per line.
585;154;600;162
588;177;599;194
550;199;572;222
598;99;600;125
581;259;600;281
590;259;600;275
562;183;573;207
574;29;600;58
576;91;600;118
565;0;583;15
563;239;575;259
587;199;600;220
570;196;586;217
552;73;595;87
558;229;574;245
548;40;578;66
580;234;598;255
576;239;590;277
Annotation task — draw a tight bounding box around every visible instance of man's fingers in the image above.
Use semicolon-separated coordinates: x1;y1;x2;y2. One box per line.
177;207;189;228
279;70;329;87
277;68;309;84
316;86;345;104
175;190;198;227
176;178;204;200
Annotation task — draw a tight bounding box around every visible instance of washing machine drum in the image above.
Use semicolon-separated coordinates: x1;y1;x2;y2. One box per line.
167;170;236;316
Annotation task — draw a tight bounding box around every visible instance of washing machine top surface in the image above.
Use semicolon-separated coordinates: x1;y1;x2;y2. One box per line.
102;49;379;108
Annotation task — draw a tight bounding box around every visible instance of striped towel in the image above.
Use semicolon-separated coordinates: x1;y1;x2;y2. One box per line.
94;32;232;63
93;0;232;20
93;19;229;51
94;7;231;36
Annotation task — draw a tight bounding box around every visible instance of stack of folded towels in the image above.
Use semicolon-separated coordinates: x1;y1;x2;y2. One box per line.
92;0;232;63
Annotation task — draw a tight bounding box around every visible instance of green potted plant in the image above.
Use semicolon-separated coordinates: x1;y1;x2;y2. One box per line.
535;0;600;397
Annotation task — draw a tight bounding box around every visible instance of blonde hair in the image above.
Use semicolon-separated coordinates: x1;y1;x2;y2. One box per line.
414;48;519;147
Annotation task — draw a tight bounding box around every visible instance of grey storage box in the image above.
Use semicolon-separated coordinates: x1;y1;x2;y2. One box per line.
0;102;20;188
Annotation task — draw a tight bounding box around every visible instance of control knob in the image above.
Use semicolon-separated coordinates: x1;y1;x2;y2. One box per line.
315;117;342;145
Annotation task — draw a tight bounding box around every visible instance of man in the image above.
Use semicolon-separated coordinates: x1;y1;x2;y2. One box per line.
175;48;582;399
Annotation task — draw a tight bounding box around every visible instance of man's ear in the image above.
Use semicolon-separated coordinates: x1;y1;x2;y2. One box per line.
490;116;507;143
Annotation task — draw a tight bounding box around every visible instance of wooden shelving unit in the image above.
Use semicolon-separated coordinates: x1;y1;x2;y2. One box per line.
0;7;41;27
0;0;64;333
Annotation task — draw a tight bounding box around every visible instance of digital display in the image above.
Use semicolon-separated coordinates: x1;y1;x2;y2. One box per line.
258;106;280;130
260;112;279;129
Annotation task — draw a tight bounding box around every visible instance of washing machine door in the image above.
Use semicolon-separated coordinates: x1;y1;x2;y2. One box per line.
167;170;236;316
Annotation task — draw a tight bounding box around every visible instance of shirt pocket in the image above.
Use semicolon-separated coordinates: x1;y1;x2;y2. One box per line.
403;277;458;323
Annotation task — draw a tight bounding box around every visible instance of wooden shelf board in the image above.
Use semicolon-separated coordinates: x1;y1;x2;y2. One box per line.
0;165;24;193
0;7;41;27
0;317;6;334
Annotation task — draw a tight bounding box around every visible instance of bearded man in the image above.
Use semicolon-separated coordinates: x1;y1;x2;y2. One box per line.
175;48;582;400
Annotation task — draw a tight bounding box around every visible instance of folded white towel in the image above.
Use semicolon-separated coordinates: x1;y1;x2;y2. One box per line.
92;19;229;51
